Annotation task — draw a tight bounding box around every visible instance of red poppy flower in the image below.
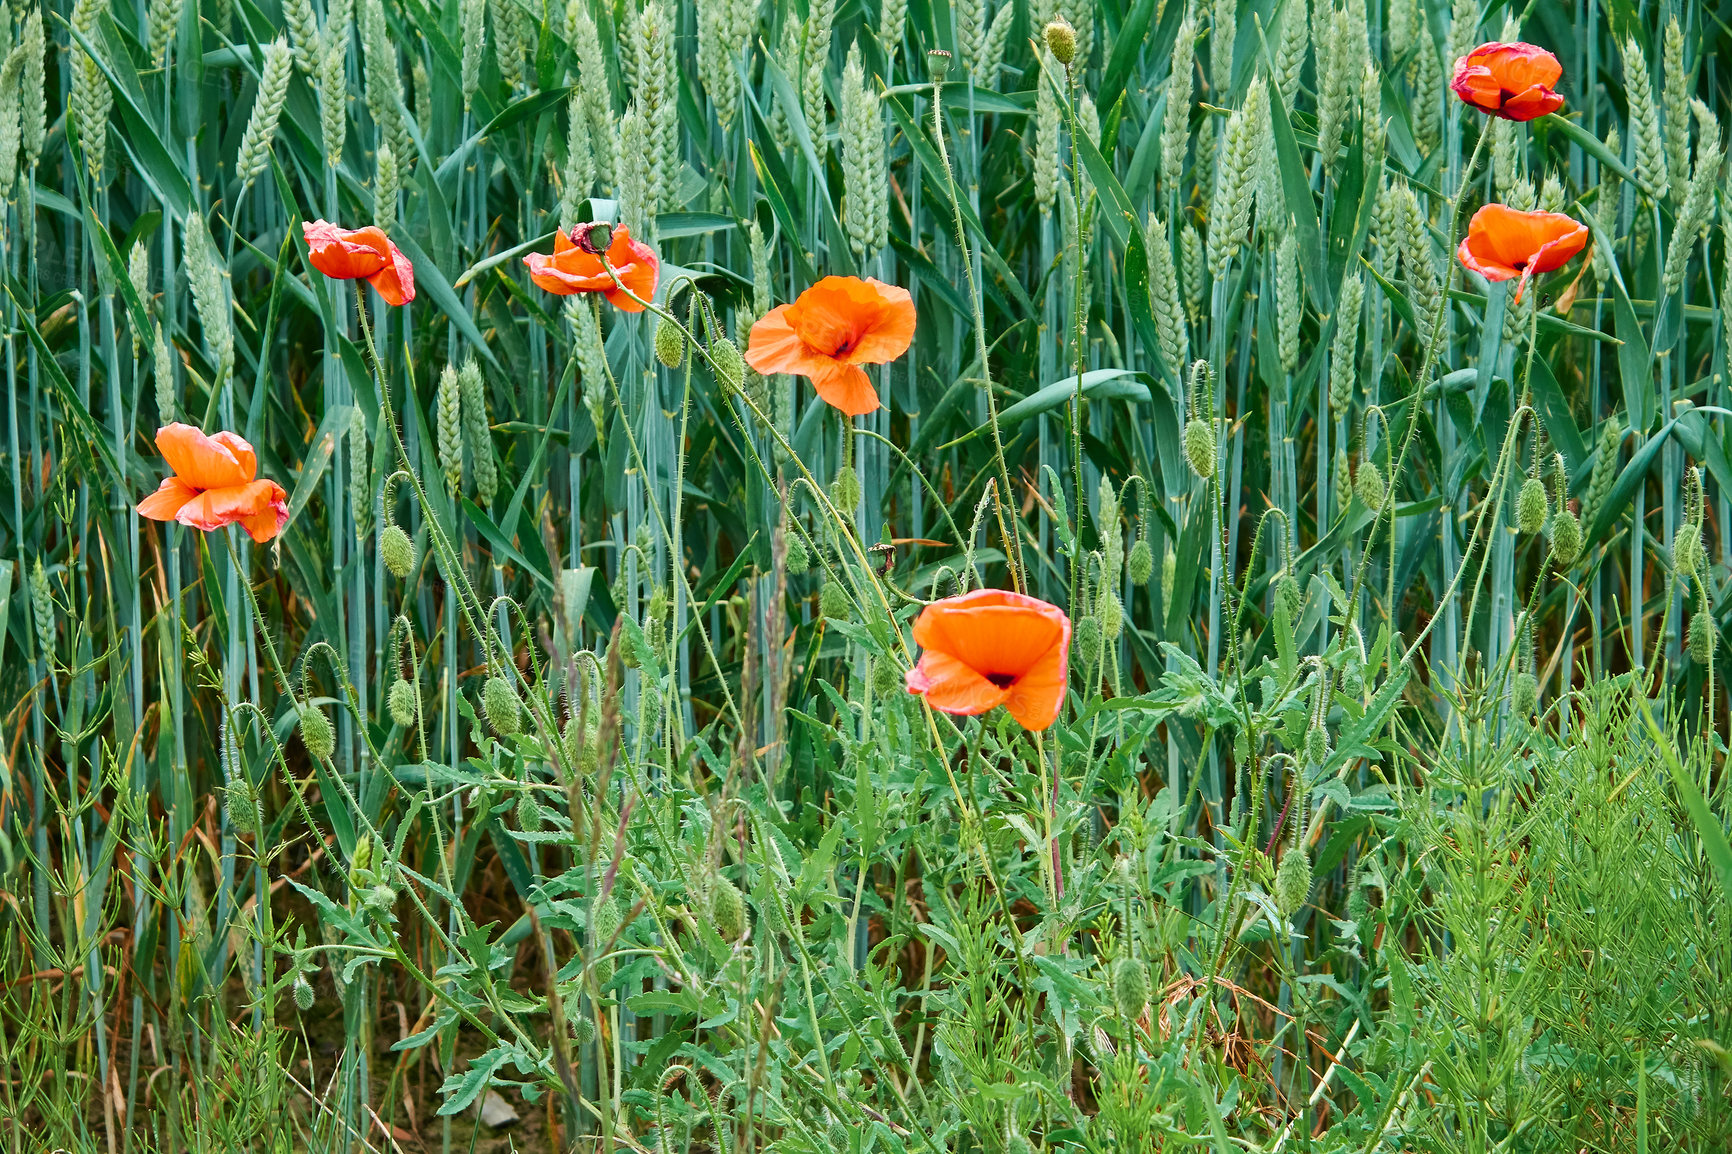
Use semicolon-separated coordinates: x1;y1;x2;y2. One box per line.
744;276;916;417
1457;204;1589;301
1450;42;1565;121
136;424;289;543
302;220;417;305
523;224;660;311
904;589;1071;731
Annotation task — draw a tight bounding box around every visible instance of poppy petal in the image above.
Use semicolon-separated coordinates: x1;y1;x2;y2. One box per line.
745;306;831;378
905;651;1011;716
1500;85;1565;121
137;476;199;521
366;243;417;306
156;423;255;490
809;362;881;416
1001;643;1069;731
912;591;1069;681
303;221;390;280
842;280;917;365
175;480;289;538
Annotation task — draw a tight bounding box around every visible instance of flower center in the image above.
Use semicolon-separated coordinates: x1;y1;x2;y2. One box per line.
985;672;1017;689
831;337;855;357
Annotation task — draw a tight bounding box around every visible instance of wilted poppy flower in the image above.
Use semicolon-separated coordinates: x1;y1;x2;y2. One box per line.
904;589;1071;731
1450;42;1565;121
303;220;417;305
1457;203;1588;301
136;424;289;543
744;276;916;417
523;224;660;311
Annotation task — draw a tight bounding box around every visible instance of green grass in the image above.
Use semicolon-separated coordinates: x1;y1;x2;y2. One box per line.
1;0;1731;1149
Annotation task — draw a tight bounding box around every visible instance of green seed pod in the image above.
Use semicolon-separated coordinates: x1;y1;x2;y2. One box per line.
1043;18;1077;66
1354;460;1386;512
820;580;852;621
590;897;622;985
225;777;258;835
572;1011;597;1046
831;465;862;514
1127;537;1154;585
1099;590;1124;640
300;704;335;760
1075;616;1103;668
872;659;900;697
710;876;746;940
1183;418;1215;478
1689;608;1716;664
1274;846;1312;916
1674;524;1703;578
785;530;810;575
654;318;686;369
1110;955;1148;1019
1550;508;1582;567
292;974;315;1011
483;675;522;737
1275;573;1302;623
1304;723;1330;766
388;678;417;727
1161;549;1177;608
1511;670;1539;717
710;336;745;398
380;524;415;579
1517;477;1548;535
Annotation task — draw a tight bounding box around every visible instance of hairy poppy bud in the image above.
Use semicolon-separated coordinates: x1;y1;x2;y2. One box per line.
388;678;417;727
292;974;315;1011
300;704;335;760
1511;670;1539;717
654;318;686;368
1674;524;1703;578
1304;723;1330;766
1275;573;1302;623
1355;461;1386;511
1075;615;1103;667
1274;847;1312;916
1110;955;1147;1019
831;465;861;514
572;1012;596;1046
1161;549;1177;607
1099;590;1123;640
1043;18;1077;66
516;789;541;832
710;876;746;940
820;580;852;621
1517;477;1548;535
483;675;522;737
225;777;258;834
872;659;900;696
1127;537;1153;585
1689;608;1716;664
590;897;621;985
1550;508;1582;567
381;524;415;578
1184;418;1215;478
711;337;745;398
785;531;810;575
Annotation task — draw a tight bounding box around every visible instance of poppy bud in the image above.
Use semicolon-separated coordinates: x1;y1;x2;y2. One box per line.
590;897;621;985
1275;573;1302;623
1110;955;1147;1019
1517;477;1548;535
388;678;417;727
225;777;258;834
1161;549;1176;607
1674;524;1703;578
366;883;397;916
872;659;900;696
820;580;852;621
300;704;335;760
831;465;862;514
1127;537;1153;585
561;715;584;768
483;675;522;737
1075;615;1103;667
516;789;541;832
654;318;686;369
1355;461;1386;511
1043;18;1077;66
381;524;415;578
1510;670;1539;718
1099;590;1123;640
572;1012;596;1046
827;1116;849;1153
1304;723;1330;766
1550;509;1582;567
1348;878;1371;927
1689;608;1716;665
1275;847;1312;916
785;531;810;575
292;974;315;1011
1184;418;1215;478
710;876;746;940
710;337;745;398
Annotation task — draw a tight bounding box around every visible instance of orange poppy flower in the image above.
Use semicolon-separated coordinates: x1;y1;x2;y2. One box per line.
303;220;417;306
136;424;289;543
1450;42;1565;121
744;276;916;417
523;224;660;311
904;589;1071;731
1457;204;1588;302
